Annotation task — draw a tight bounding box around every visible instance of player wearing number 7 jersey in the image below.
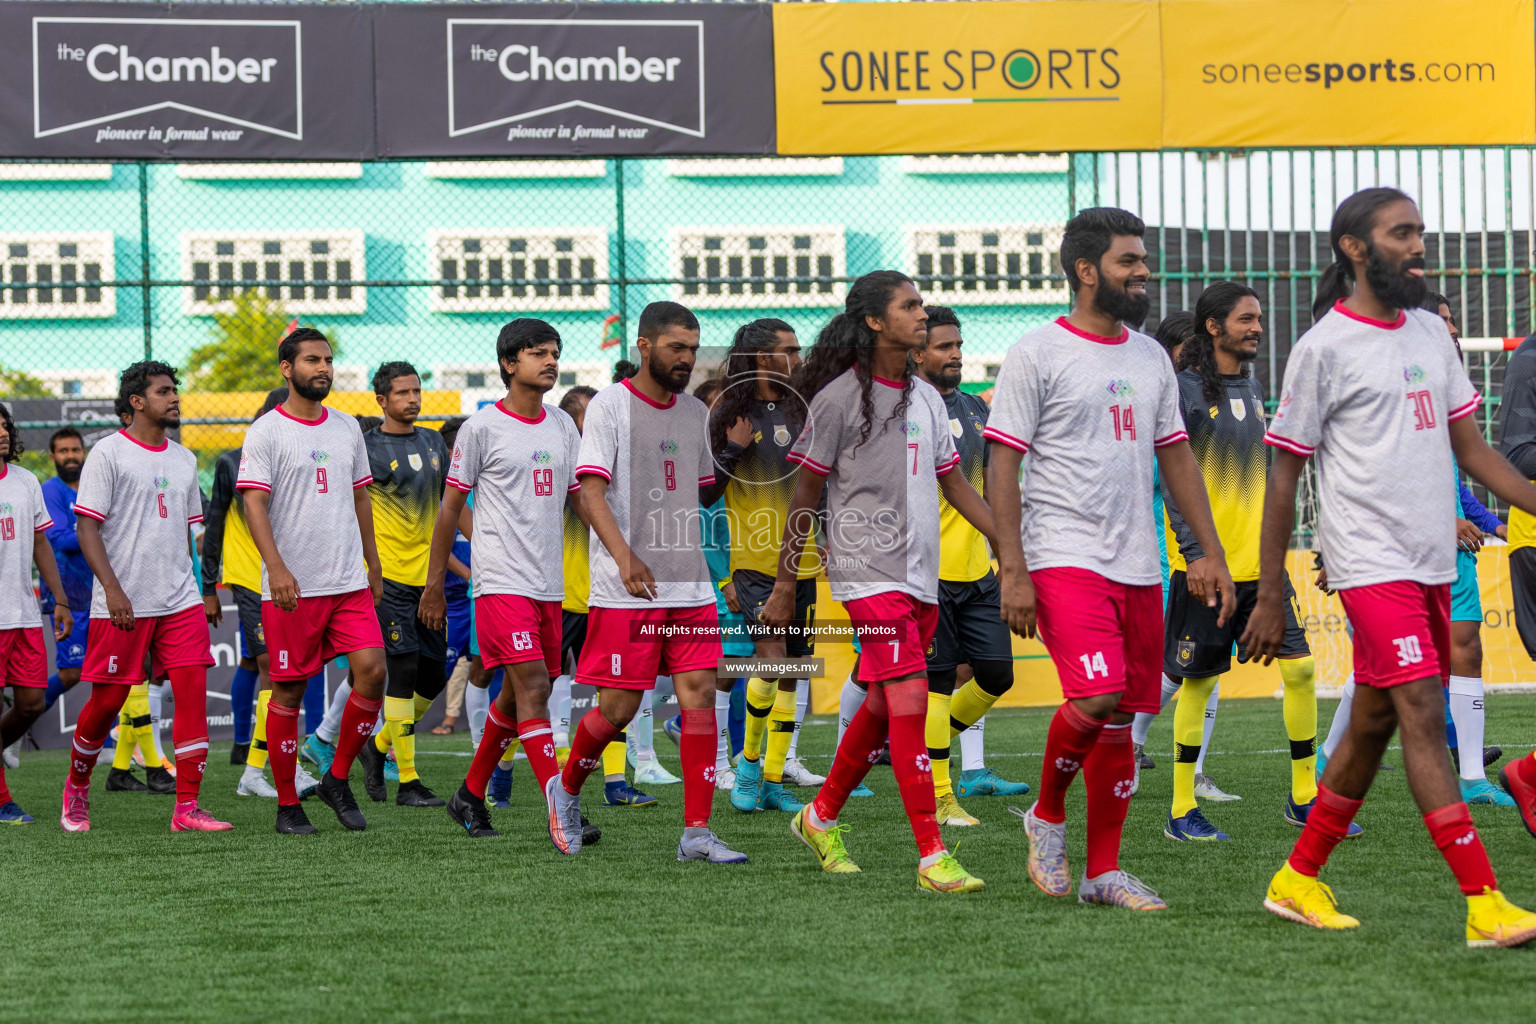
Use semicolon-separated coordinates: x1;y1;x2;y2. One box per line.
420;319;583;846
60;362;231;833
1244;188;1536;947
238;329;388;836
984;208;1236;910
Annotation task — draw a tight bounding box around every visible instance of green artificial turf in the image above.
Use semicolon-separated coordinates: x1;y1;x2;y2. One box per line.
2;698;1534;1024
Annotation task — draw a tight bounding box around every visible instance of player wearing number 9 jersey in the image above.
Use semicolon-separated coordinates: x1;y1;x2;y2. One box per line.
61;362;230;834
238;328;387;836
984;208;1234;911
1248;189;1536;946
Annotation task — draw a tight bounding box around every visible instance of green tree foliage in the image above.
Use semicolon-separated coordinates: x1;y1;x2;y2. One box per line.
183;291;338;393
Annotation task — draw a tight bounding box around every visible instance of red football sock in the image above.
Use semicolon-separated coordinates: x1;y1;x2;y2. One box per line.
561;707;622;796
1035;701;1105;824
517;717;560;793
1287;783;1364;877
679;708;716;828
813;683;889;825
266;701;301;806
884;678;944;859
68;682;130;786
1083;722;1134;878
0;762;10;804
464;703;519;799
330;692;383;780
1425;802;1498;895
166;666;209;803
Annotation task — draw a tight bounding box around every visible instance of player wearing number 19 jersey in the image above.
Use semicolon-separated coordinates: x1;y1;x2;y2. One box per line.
61;362;230;833
985;209;1235;910
238;329;387;836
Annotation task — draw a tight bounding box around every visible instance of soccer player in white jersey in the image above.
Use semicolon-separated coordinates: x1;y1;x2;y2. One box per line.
0;402;72;824
1244;188;1536;947
763;271;999;893
985;208;1235;910
238;328;387;835
60;362;231;833
547;301;746;863
419;319;582;847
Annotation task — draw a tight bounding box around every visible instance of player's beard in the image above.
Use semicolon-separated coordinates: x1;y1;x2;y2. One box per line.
929;363;962;390
291;372;332;402
1363;241;1427;310
1216;330;1259;372
648;349;692;394
53;461;81;483
1092;274;1151;327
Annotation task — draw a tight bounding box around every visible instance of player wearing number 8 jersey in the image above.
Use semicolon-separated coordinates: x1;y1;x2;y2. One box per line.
61;362;230;833
984;208;1235;910
238;328;388;836
421;319;583;846
1246;188;1536;947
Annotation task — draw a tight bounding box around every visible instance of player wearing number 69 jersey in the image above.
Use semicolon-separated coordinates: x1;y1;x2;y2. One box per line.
61;362;230;834
984;208;1235;911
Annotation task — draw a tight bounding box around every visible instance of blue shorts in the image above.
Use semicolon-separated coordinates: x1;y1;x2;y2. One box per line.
468;594;479;658
54;610;91;670
1451;550;1482;623
719;608;754;658
445;594;471;666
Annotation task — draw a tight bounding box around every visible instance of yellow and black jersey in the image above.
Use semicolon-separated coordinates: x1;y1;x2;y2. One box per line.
562;501;590;614
1163;370;1267;582
201;448;262;594
938;388;992;583
365;426;450;587
719;404;818;580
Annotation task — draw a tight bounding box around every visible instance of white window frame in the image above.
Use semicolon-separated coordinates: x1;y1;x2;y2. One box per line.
180;230;366;316
0;232;116;320
427;228;609;314
902;154;1069;175
670;224;845;309
906;223;1067;306
177;164;363;180
666;157;844;178
424;161;607;180
0;165;113;182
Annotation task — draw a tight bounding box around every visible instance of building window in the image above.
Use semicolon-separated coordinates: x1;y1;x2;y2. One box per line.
907;224;1066;306
424;161;606;180
181;231;366;316
671;226;845;309
666;158;844;178
428;229;608;313
901;154;1069;175
0;233;115;319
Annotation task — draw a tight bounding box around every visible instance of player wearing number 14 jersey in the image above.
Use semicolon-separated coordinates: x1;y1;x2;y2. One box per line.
238;329;388;836
61;362;230;833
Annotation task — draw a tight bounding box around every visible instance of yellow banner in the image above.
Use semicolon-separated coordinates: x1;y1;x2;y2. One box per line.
811;548;1536;713
1161;0;1535;147
772;0;1162;155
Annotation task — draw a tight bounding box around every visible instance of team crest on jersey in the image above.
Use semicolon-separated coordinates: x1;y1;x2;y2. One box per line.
431;453;440;469
531;451;552;464
1177;640;1195;664
659;440;679;455
310;450;330;464
0;503;11;516
774;425;791;446
408;453;423;471
949;418;963;438
1106;380;1135;399
903;421;922;438
1404;365;1427;385
1230;398;1247;421
153;475;169;490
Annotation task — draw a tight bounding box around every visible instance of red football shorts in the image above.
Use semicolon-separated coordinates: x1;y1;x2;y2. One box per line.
81;604;213;685
1031;567;1163;713
844;592;939;683
1338;580;1451;688
262;589;384;682
0;628;46;688
476;594;562;673
575;603;722;690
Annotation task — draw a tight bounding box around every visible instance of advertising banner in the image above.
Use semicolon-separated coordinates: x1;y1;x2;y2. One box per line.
0;1;376;159
772;0;1161;155
374;3;775;157
1161;0;1536;147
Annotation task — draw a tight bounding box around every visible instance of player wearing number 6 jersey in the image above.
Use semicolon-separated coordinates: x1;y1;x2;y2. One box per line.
238;328;388;836
985;208;1236;911
60;362;230;834
1245;188;1536;947
421;319;583;846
